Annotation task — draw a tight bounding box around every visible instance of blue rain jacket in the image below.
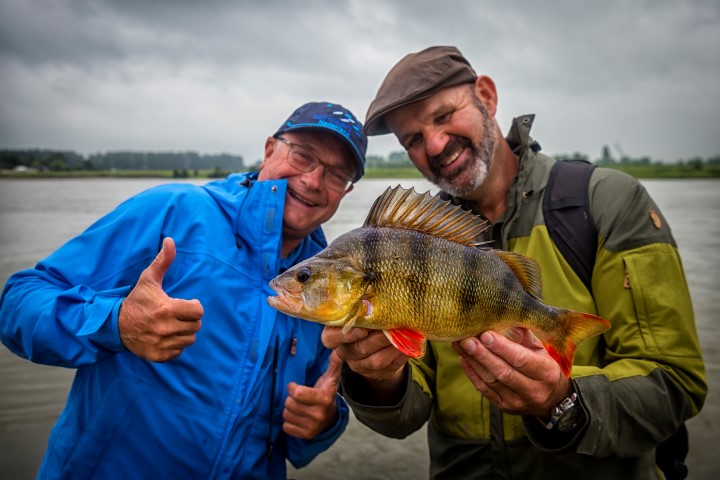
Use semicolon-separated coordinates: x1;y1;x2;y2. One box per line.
0;172;349;479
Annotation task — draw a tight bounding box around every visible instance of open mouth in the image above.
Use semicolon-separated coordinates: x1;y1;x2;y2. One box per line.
288;188;318;207
440;147;463;168
431;136;470;173
267;279;302;313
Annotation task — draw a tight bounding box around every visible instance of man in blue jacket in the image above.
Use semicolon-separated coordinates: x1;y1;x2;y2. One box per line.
0;101;367;479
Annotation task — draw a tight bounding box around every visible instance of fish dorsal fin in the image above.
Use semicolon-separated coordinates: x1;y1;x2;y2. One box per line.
363;185;491;246
493;250;543;300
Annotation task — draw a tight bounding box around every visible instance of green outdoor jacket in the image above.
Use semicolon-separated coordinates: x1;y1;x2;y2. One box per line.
342;115;707;479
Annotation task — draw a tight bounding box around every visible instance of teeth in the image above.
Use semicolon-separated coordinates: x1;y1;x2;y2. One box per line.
442;148;462;167
289;189;317;207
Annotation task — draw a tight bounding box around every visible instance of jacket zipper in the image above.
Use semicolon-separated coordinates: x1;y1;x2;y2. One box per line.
266;336;279;458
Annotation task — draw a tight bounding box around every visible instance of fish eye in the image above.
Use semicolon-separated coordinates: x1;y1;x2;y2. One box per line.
295;266;312;283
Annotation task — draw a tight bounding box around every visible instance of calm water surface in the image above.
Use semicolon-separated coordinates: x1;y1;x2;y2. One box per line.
0;177;718;479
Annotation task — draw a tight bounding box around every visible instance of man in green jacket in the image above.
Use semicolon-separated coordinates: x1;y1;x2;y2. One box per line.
322;46;707;479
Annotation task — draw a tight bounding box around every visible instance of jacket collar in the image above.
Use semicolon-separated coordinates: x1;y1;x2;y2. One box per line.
202;171;327;267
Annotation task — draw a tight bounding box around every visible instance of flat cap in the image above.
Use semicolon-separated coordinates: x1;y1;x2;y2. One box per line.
364;46;477;136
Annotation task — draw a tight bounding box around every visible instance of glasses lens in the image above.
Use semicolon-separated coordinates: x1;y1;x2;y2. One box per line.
323;168;353;193
287;144;316;172
284;140;353;193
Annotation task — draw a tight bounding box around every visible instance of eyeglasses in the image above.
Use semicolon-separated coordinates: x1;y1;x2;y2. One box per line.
275;137;355;193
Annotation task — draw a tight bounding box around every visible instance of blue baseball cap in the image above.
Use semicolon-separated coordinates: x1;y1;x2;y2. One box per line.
274;102;367;182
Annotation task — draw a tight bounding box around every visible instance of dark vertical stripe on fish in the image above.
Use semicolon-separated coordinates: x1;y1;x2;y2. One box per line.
520;290;538;325
496;268;517;318
408;232;429;320
363;228;382;282
458;245;479;317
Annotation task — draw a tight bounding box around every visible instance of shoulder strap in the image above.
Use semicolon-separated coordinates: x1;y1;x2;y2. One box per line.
542;160;597;291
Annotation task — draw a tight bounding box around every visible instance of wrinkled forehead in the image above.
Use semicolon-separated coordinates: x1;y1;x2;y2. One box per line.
385;84;473;136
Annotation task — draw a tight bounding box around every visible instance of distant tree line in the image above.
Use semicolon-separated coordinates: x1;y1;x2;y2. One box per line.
0;149;244;173
365;151;414;168
2;147;718;176
556;145;720;169
374;148;720;170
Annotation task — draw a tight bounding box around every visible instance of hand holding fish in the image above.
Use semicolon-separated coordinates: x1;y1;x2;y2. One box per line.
282;351;343;439
119;237;204;362
322;326;409;404
453;328;572;418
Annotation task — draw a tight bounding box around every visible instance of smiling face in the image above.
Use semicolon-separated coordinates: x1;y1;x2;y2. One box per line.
385;80;499;198
258;129;355;255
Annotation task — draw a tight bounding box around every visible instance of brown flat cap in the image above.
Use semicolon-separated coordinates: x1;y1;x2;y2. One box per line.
364;46;477;136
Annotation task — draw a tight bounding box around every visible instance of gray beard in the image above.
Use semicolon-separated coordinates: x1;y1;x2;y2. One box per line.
433;102;496;198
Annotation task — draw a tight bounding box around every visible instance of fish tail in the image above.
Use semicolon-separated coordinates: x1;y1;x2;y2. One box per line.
543;310;611;377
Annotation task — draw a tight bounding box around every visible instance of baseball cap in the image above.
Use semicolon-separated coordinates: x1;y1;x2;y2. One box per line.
274;102;367;182
364;46;477;136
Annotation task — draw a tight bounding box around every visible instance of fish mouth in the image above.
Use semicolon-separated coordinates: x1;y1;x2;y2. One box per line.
267;279;302;314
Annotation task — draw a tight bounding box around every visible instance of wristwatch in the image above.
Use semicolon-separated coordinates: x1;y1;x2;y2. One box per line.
544;392;583;432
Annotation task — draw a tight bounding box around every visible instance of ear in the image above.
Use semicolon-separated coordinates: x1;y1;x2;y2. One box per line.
474;75;498;117
259;136;277;171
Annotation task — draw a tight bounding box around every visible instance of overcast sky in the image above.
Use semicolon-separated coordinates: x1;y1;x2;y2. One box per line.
1;0;719;165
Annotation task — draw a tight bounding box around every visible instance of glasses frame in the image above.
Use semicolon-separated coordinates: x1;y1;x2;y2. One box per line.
275;136;355;193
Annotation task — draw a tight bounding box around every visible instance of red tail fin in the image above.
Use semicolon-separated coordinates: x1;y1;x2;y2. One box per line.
543;310;610;377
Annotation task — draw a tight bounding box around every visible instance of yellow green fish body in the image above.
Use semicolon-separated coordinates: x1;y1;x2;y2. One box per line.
268;186;610;376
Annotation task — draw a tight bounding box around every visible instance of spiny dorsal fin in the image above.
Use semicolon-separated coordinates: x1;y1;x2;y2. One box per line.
493;250;543;300
363;185;491;247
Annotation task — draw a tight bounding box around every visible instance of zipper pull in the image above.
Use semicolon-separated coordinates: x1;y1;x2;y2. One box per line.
290;337;297;356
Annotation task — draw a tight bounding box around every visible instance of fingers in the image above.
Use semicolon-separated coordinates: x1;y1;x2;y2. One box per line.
314;351;343;391
321;325;368;349
174;298;205;322
326;328;407;381
143;237;176;286
453;330;571;416
283;354;341;439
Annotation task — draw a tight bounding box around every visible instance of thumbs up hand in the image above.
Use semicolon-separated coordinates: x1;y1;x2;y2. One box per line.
119;237;204;362
282;351;343;439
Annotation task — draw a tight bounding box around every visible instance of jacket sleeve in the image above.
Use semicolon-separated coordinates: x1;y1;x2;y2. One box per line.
285;342;351;468
339;351;435;439
0;189;175;367
526;169;707;456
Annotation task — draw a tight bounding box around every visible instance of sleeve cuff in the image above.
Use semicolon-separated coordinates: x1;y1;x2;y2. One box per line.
87;294;129;352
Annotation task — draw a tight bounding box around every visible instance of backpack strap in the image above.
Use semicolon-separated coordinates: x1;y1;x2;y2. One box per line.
542;160;597;291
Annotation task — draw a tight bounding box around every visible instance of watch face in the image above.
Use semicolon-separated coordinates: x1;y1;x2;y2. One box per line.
556;407;582;432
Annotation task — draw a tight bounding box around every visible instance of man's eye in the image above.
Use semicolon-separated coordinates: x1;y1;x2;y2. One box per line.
293;150;315;166
435;111;452;124
328;169;350;184
406;134;422;149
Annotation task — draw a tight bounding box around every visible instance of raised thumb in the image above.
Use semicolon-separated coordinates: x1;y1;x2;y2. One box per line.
144;237;176;285
315;350;343;391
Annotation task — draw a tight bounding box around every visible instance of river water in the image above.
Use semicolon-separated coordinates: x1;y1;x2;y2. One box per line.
0;177;718;479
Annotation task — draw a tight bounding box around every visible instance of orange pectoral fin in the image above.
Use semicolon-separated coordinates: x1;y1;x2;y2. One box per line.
384;329;427;358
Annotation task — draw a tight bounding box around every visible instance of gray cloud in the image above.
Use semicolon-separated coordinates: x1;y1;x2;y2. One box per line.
1;0;718;164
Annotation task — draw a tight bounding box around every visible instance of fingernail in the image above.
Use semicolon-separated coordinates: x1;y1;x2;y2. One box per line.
480;332;494;346
462;338;478;354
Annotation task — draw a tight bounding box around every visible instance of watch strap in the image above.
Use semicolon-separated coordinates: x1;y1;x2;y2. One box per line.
544;392;578;430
